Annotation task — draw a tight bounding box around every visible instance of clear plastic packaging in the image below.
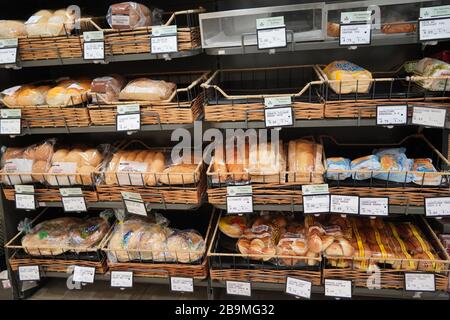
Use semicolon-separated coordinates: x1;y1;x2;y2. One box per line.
350;155;381;180
373;148;413;183
237;225;277;261
412;158;442;186
1;139;55;185
118;78;176;101
323;61;373;94
69;216;111;250
166;230;206;263
0;20;27;38
218;215;248;238
138;223;173;262
107;2;152;29
288;139;324;183
25;9;77;37
326;157;351;181
409;58;450;92
90;75;126;104
276;223;308;266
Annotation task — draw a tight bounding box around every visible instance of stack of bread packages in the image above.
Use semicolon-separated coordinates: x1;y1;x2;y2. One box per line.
322;61;373;94
0;140;55;185
103;143;200;187
212;138;286;184
287;139;325;184
106;212;205;263
45;145;107;186
106;2;162;29
21;211;112;256
1;78;91;107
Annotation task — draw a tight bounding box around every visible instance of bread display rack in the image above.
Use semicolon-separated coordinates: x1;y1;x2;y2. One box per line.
88;71;208;127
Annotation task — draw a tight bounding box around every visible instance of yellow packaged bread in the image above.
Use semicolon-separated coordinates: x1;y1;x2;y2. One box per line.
323;60;372;94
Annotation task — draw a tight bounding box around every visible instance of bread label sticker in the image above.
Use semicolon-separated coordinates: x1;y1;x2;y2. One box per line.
412;106;446;128
419;17;450;41
111;15;131;27
324;279;352;298
0;118;21;135
0;38;18;48
420;5;450;19
15;193;36;210
15;185;34;194
227;185;252;196
117;161;148;186
4;159;33;184
256;16;285;29
285;277;312;299
151;35;178;54
111;271;133;288
59;188;83;197
18;266;40;281
1;109;21;118
376;105;408;125
62;196;87;212
227;195;253;214
257;27;287;50
303;194;330;214
339;23;371;46
302;184;329;195
264;106;293;127
264;96;292;108
116;113;141;132
152;25;177;37
226;281;251;297
341;11;371;24
117;104;140;114
405;273;435;292
73;266;95;283
359;197;389;216
1;85;22;96
170;277;194;293
83;31;104;42
49;162;78;186
330;195;359;215
25;15;42;25
425;197;450;217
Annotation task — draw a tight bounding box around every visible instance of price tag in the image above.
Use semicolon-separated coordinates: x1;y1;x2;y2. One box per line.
264;96;292;108
226;281;251;297
121;191;147;216
324;279;352;298
256;16;286;50
15;185;36;210
425;197;450;217
116;104;140;132
330;195;359;215
151;26;178;54
339;23;371;46
405;273;436;292
412;106;446;128
285;277;311;299
0;38;18;65
73;266;95;283
18;266;40;281
303;194;330;214
111;271;133;288
227;185;252;196
170;277;194;293
302;184;329;195
83;31;105;61
419;6;450;41
264;106;293;128
1;108;21;135
226;195;253;214
60;188;87;212
376;105;408;126
359;197;389;217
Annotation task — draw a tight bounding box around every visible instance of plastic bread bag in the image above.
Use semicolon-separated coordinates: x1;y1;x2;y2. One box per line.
69;211;113;251
25;9;77;37
387;222;417;271
247;141;287;183
1;85;30;106
326;157;351;181
159;153;200;185
412;158;443;186
90;75;126;104
118;78;176;101
21;217;81;256
218;215;248;238
410;58;450;91
137;223;173;262
107;218;148;262
46;144;110;186
46;79;91;107
0;20;27;38
237;224;278;261
107;2;153;29
350;155;381;180
276;222;308;266
165;229;206;263
288;139;324;183
396;222;432;255
1;139;56;185
350;220;373;270
324;237;354;268
322;61;373;94
373;147;413;183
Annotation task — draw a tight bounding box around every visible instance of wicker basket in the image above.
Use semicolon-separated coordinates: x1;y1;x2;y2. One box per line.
315;64;450;119
88;71;209;126
323;217;450;291
6;211;111;274
2;187;98;203
208;211;322;285
202;65;325;123
321;134;450;206
102;208;216;279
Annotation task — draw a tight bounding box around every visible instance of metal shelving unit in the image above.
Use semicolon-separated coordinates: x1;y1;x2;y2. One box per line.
35;201;202;211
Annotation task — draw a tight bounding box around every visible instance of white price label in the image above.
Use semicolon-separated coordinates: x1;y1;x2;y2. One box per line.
226;281;251;297
302;184;329;195
264;96;292;108
359;197;389;216
257;27;287;50
340;24;371;46
0;118;21;135
151;36;178;54
264;106;293;127
15;193;36;210
83;31;104;42
124;200;147;216
285;277;311;299
226;195;253;214
62;196;87;212
425;197;450;217
330;195;359;215
116;113;140;132
111;271;133;288
412;106;446;128
73;266;95;283
59;188;83;196
419;18;450;41
303;194;330;214
170;277;194;292
324;279;352;298
83;41;105;61
0;47;17;65
376;105;408;125
405;273;435;292
18;266;40;281
420;5;450;18
15;185;34;194
1;109;21;118
227;185;252;196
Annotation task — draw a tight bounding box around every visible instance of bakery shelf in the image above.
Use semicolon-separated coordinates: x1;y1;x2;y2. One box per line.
28;201;202;211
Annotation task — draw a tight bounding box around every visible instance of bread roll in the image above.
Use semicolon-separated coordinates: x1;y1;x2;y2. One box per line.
327;22;340;37
323;60;372;94
0;20;27;38
107;2;152;29
17;86;50;106
134;150;148;163
381;22;416;34
64;149;82;165
119;78;176;101
219;215;247;238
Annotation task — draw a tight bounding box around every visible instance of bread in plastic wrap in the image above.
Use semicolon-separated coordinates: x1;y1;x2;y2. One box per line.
323;60;372;94
411;58;450;91
46;79;91;106
276;223;308;266
118;78;176;101
107;2;152;29
0;20;27;38
137;224;173;262
326;157;351;181
90;75;126;104
218;215;248;238
373;148;413;183
412;158;443;186
166;230;206;263
107;218;148;262
25;9;76;37
350;155;381;180
17;85;51;106
69;217;110;250
288;139;324;183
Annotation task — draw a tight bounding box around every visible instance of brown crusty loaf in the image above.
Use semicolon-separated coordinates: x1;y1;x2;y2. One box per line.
381;22;416;34
288;139;324;183
90;75;126;103
119;78;176;101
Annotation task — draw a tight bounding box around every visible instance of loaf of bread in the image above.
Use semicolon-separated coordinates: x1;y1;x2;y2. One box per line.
69;217;111;250
104;149;165;186
159;163;199;185
25;9;76;37
2;85;31;106
323;60;373;94
288;139;324;183
0;20;27;38
137;224;173;261
107;218;147;262
90;75;126;104
119;78;176;101
107;2;152;29
327;22;340;37
166;231;205;263
381;22;416;34
46;80;91;106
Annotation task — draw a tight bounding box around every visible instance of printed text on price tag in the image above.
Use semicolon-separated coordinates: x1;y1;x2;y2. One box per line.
170;277;194;292
73;266;95;283
425;197;450;217
111;271;133;288
405;273;436;292
376;105;408;126
226;281;251;297
18;266;40;281
285;277;311;299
